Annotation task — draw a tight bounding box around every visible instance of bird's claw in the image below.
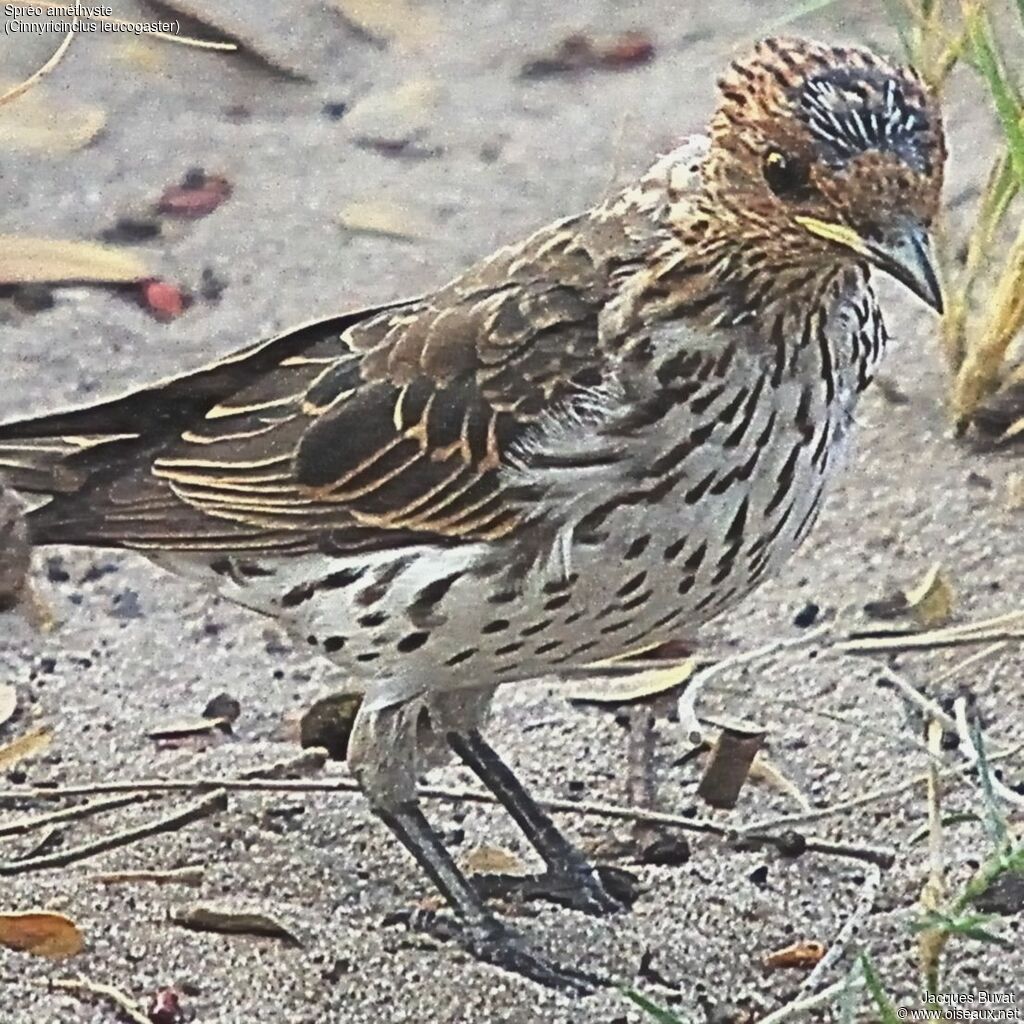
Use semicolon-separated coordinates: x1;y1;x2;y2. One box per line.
383;908;606;994
472;863;640;916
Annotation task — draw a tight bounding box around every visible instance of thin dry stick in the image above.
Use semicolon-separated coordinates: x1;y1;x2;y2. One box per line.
839;628;1024;654
798;864;882;996
0;17;77;108
0;773;893;866
7;4;236;51
919;718;948;997
877;667;957;731
0;793;147;838
740;741;1024;835
239;747;327;780
758;977;864;1024
678;624;832;742
89;14;237;49
89;866;205;886
32;976;149;1024
0;790;226;875
839;609;1024;654
928;641;1008;686
953;697;1024;808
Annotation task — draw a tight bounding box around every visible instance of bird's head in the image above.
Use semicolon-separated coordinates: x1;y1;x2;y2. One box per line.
704;36;946;312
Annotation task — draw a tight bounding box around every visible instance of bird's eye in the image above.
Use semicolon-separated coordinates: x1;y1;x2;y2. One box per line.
763;149;811;198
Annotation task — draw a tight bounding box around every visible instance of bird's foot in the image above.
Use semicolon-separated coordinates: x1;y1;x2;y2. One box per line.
473;863;639;916
385;908;605;994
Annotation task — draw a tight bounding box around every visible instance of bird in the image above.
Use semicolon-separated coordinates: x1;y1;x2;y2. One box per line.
0;36;944;993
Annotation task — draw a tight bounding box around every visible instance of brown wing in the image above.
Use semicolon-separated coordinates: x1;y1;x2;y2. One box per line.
18;213;625;554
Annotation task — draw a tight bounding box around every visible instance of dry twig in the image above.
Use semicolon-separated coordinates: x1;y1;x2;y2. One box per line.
953;697;1024;808
0;790;226;875
758;976;864;1024
799;864;882;996
0;18;77;109
88;866;205;886
0;794;147;838
33;975;149;1024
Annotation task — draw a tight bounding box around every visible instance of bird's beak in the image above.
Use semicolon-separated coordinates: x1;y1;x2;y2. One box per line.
795;216;944;314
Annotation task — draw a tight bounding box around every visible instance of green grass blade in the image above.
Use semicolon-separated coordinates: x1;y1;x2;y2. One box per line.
913;911;1013;950
621;988;689;1024
967;10;1024;188
969;718;1009;848
859;954;901;1024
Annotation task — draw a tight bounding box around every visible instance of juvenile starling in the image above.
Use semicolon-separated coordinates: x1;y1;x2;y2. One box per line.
0;38;944;991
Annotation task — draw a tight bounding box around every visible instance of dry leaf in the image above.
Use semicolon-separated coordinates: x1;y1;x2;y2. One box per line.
0;237;147;286
156;171;232;219
0;685;16;729
332;0;439;49
0;727;51;771
171;903;302;944
463;845;527;876
146;718;230;740
0;86;105;155
748;752;812;812
338;200;428;240
762;940;827;970
1006;472;1024;511
521;31;655;78
905;565;955;628
563;660;696;704
0;911;83;959
346;79;441;155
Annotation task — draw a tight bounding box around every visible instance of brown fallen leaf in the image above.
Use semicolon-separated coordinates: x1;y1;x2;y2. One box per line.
463;844;528;876
0;685;16;729
147;717;231;741
521;31;655;78
0;727;51;771
345;79;441;156
0;910;83;959
156;171;232;219
563;659;696;704
171;903;302;944
905;565;955;628
331;0;439;49
762;939;827;970
0;237;148;286
0;85;105;155
337;199;428;240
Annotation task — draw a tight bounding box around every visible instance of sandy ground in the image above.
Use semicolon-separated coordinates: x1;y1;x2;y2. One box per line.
1;2;1022;1022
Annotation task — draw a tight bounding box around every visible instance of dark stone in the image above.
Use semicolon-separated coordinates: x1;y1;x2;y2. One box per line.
792;602;820;628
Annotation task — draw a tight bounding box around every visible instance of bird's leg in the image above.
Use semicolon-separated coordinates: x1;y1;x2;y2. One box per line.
376;801;603;993
351;700;602;993
0;484;53;632
447;729;639;915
